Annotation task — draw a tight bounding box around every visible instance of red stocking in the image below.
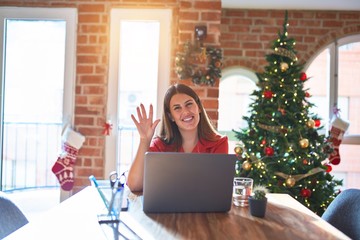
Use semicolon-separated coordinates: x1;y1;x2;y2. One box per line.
328;116;349;165
52;127;85;191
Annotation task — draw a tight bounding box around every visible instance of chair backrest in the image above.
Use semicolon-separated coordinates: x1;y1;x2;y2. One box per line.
322;188;360;240
0;191;29;239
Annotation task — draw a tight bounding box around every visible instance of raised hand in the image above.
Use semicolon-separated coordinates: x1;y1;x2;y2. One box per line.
131;104;160;142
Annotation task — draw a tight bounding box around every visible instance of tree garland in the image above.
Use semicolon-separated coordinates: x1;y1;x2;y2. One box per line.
175;41;222;86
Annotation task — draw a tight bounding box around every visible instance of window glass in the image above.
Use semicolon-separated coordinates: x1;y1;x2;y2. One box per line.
2;19;66;190
117;21;160;170
218;70;258;152
338;42;360;135
304;49;330;130
219;75;256;131
118;21;159;127
4;20;65;123
305;37;360;190
107;9;171;174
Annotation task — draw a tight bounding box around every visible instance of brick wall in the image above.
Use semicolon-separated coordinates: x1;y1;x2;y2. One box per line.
1;1;359;193
221;9;360;72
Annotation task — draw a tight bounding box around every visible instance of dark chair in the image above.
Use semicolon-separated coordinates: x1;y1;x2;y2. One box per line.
322;188;360;240
0;191;29;239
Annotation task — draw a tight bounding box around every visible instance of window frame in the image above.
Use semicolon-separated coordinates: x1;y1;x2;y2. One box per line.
0;7;77;190
218;66;258;150
304;34;360;145
106;8;172;175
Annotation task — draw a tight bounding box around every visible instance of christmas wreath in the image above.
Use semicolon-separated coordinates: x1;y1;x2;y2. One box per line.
175;41;222;86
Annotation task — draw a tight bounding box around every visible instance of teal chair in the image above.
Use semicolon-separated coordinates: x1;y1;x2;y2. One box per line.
0;191;29;239
322;188;360;240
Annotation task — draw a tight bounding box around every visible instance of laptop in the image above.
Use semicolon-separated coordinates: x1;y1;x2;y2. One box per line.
143;152;236;213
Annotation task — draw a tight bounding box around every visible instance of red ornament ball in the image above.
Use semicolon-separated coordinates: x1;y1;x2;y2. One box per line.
300;188;312;198
300;72;307;81
302;159;308;165
305;92;311;97
325;164;332;172
314;119;321;127
263;90;273;99
264;146;274;156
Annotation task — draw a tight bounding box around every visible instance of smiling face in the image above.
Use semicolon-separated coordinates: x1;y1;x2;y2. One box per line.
168;93;200;133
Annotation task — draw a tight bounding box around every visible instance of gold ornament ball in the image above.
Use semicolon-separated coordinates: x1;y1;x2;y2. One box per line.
306;119;315;128
234;146;243;155
285;176;296;188
280;62;289;72
299;138;309;148
242;161;252;171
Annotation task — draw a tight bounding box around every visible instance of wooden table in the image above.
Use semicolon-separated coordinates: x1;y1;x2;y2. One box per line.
7;186;350;240
124;191;350;240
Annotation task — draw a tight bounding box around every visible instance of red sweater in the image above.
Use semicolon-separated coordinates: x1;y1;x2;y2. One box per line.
149;135;228;153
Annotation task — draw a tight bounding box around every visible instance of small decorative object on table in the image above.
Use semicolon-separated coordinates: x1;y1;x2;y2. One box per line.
249;185;269;218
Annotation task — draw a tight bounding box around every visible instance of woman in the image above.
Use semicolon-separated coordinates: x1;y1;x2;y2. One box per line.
127;83;228;191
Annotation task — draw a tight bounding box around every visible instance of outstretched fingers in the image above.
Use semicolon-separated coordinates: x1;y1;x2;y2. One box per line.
131;104;160;134
152;118;161;131
139;103;148;120
148;104;161;130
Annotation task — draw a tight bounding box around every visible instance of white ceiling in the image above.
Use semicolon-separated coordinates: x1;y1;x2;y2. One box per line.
222;0;360;11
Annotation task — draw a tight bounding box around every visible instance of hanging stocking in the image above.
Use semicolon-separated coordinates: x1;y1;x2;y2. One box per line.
328;116;349;165
52;127;85;191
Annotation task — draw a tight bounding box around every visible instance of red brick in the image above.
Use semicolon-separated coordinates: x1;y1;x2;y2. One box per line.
88;96;105;105
84;86;105;95
179;11;199;21
194;1;221;10
77;65;94;74
75;96;88;105
201;11;221;21
75;116;95;126
203;99;218;109
247;11;270;18
78;14;100;23
76;106;102;116
77;55;99;64
340;12;360;20
80;25;107;34
242;42;263;49
323;20;344;28
78;4;105;13
316;12;337;19
232;18;253;25
79;75;105;84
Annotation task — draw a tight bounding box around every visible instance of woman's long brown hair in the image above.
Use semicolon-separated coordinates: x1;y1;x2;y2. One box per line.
158;83;221;151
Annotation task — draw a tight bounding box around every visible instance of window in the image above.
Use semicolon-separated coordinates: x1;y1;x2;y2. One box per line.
305;34;360;189
106;9;171;175
218;67;258;152
0;8;77;190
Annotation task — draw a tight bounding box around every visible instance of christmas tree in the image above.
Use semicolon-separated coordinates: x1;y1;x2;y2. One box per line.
233;12;342;216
